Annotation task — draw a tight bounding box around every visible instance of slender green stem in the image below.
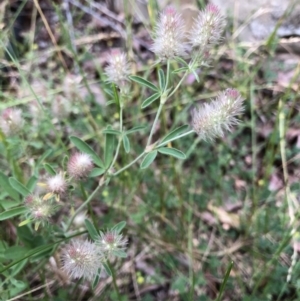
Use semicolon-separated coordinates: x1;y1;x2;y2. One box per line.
167;70;189;100
112;151;145;177
215;261;233;301
164;59;171;92
66;184;102;231
110;104;123;169
167;56;199;100
146;59;171;147
146;102;164;147
109;261;121;301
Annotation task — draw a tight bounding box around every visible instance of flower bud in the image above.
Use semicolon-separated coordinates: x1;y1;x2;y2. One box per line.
0;108;24;135
191;88;244;141
61;239;103;281
152;6;187;60
189;4;226;52
96;230;127;255
67;153;93;179
105;50;130;89
24;195;57;223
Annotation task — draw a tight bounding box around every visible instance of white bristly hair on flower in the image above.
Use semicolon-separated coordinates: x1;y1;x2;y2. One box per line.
46;173;67;196
67;152;94;179
189;4;226;52
61;239;103;281
105;50;130;88
0;108;24;136
96;230;127;255
191;88;244;141
151;6;187;60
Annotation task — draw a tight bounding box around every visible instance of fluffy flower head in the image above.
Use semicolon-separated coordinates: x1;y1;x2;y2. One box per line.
191;88;244;141
97;230;127;255
189;4;226;52
152;6;186;60
68;152;93;179
46;173;67;196
105;50;130;88
61;239;103;281
24;195;58;226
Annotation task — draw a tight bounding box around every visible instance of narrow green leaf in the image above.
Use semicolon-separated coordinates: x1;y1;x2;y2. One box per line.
44;164;56;176
89;168;105;177
129;75;158;91
0;243;55;273
0;172;19;201
9;178;31;197
126;125;147;134
123;135;130;153
111;221;126;233
160;125;189;146
105;100;116;106
103;262;112;276
0;206;27;221
18;219;32;227
112;250;127;258
141;93;160;109
216;261;234;301
173;67;189;74
140;151;157;169
192;69;200;82
10;258;28;277
4;246;31;260
103;88;114;98
174;56;189;67
104;126;116;168
102;129;121;135
84;219;99;241
26;176;37;193
158;69;165;90
35;149;52;168
92;270;101;289
158;147;186;159
69;136;104;168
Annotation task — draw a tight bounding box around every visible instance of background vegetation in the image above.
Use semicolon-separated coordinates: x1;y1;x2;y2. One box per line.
0;0;300;300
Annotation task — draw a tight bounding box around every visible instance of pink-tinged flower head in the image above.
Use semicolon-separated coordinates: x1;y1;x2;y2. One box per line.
105;50;130;88
97;230;127;255
46;173;67;196
68;152;94;179
61;240;103;281
24;195;57;223
191;88;244;141
152;6;187;60
0;108;24;135
189;4;226;52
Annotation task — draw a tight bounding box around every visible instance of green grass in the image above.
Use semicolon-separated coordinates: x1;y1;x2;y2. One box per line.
1;1;300;300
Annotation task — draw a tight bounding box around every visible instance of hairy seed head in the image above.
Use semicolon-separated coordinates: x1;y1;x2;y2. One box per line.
152;6;187;60
61;240;103;281
189;4;226;52
105;50;130;88
191;88;244;141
